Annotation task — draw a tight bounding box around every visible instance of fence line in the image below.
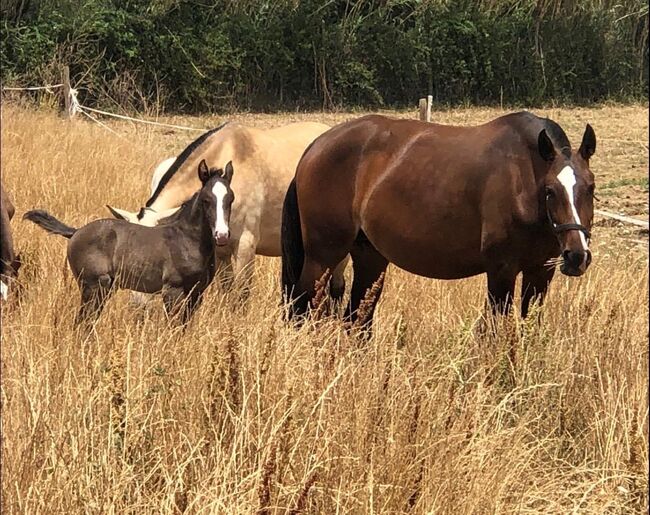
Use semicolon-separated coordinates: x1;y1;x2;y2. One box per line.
2;83;63;91
79;105;206;132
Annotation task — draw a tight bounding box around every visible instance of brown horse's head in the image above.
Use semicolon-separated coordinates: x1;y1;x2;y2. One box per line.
197;159;235;246
538;124;596;277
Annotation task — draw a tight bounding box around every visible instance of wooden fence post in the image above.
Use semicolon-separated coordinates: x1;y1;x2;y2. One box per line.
418;96;433;122
418;98;427;121
62;65;74;119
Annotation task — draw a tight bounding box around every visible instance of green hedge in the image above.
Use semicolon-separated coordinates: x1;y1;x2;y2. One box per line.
1;0;647;112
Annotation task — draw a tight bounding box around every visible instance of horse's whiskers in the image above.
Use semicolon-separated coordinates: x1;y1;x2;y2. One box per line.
544;257;564;269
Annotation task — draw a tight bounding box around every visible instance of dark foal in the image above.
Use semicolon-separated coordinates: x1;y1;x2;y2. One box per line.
24;159;235;329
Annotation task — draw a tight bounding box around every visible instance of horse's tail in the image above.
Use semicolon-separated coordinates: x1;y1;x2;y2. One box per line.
23;210;77;239
281;178;304;305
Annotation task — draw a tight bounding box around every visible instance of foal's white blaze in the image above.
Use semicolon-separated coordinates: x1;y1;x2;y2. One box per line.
211;181;230;243
557;165;589;251
0;281;8;301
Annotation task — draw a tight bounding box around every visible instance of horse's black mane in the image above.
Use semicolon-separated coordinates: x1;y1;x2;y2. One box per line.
145;122;229;208
510;111;572;159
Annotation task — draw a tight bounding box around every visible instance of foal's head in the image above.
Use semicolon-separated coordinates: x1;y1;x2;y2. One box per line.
538;124;596;277
197;159;235;246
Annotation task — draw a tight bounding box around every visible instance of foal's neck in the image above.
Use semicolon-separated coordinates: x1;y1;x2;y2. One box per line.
176;194;213;244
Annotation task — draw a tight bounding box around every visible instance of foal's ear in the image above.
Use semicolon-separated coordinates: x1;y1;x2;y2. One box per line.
198;159;212;183
579;123;596;161
538;129;556;162
222;161;234;183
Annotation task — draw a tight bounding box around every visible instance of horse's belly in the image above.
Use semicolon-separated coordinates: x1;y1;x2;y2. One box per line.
363;219;485;280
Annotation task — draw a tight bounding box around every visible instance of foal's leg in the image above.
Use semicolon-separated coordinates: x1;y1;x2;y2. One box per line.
75;275;113;332
521;266;556;319
345;237;388;336
162;286;187;325
214;256;234;292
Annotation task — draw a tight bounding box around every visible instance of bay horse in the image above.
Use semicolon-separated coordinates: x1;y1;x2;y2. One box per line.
281;112;597;330
1;182;21;301
23;160;233;328
106;121;348;298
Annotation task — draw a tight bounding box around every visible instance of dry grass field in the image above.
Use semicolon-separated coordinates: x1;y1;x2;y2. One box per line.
1;103;648;514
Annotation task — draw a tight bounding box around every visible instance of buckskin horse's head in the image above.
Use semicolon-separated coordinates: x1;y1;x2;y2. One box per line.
538;124;596;277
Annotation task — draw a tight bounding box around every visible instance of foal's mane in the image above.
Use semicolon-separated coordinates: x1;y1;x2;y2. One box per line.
156;193;198;226
146;122;229;208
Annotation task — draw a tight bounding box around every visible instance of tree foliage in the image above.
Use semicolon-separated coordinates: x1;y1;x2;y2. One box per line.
1;0;647;112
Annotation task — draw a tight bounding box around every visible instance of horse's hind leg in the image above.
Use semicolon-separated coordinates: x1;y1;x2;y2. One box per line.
330;256;350;306
75;275;113;332
345;233;388;334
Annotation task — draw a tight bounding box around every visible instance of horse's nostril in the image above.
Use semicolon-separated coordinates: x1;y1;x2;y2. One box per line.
563;250;586;268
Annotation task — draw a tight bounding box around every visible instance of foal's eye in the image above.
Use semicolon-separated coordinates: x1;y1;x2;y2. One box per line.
545;188;555;199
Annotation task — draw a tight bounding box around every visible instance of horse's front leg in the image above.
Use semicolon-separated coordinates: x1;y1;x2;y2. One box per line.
521;265;556;319
232;230;257;303
485;264;518;317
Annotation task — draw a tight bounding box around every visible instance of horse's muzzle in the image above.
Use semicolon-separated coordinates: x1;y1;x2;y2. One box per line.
560;249;592;276
215;231;230;246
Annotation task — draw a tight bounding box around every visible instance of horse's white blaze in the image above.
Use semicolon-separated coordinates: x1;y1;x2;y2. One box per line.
211;182;229;237
0;281;8;300
557;165;589;251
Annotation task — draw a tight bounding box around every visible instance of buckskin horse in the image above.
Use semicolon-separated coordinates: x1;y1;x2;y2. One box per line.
107;121;348;298
281;112;596;330
24;160;233;329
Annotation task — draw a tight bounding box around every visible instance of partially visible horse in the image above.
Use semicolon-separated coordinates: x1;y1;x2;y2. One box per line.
107;121;347;298
24;159;234;329
282;112;597;330
1;182;21;301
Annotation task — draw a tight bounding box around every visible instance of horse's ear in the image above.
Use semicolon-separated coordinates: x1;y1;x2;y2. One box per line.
579;123;596;161
538;129;556;162
198;159;212;183
223;161;234;183
106;205;138;223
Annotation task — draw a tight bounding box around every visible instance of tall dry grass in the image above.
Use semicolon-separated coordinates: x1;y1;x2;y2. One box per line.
1;104;648;513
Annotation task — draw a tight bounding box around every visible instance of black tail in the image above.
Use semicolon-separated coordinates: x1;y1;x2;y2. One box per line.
23;210;77;239
281;178;304;306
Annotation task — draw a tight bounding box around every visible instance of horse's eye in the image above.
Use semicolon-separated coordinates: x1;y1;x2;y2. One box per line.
545;188;555;199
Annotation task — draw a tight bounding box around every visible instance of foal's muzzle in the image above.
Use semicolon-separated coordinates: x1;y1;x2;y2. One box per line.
215;231;230;246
